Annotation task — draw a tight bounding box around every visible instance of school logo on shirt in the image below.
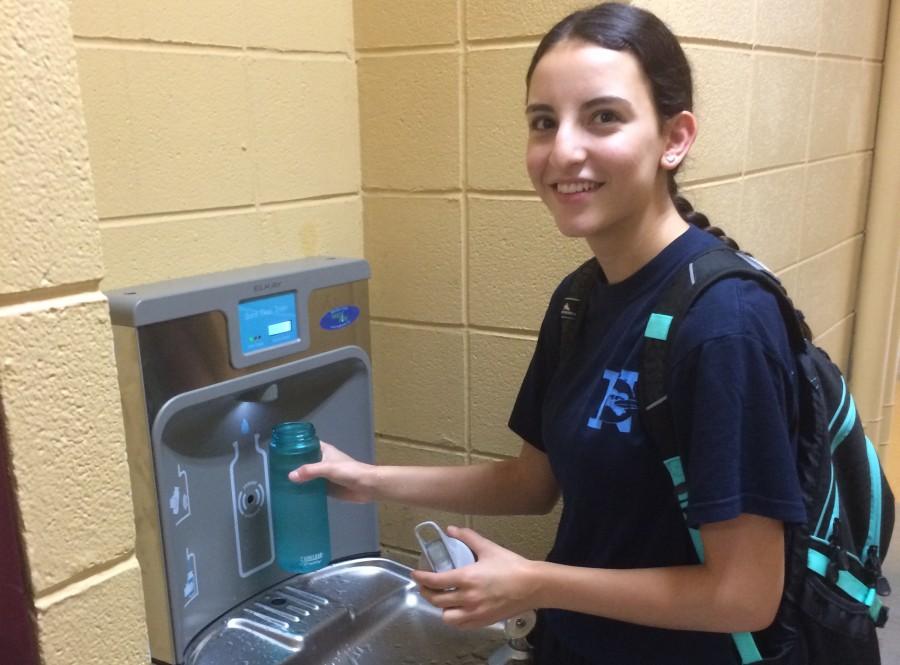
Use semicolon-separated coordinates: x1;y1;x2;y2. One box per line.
587;369;639;433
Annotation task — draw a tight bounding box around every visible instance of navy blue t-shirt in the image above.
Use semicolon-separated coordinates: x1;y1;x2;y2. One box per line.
509;226;807;664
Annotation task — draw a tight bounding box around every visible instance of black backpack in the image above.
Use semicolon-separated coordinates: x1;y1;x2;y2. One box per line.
560;245;894;664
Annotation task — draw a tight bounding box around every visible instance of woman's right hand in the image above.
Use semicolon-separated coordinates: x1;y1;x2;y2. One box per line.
288;442;376;503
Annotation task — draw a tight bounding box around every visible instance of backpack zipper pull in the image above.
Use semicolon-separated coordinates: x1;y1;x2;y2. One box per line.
866;545;892;597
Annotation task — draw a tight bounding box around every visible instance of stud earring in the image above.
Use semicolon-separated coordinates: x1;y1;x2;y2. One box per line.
665;154;677;164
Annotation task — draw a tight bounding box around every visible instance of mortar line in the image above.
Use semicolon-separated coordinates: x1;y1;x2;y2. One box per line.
777;233;865;275
99;204;258;227
74;36;352;61
0;282;104;312
33;552;137;606
803;47;820;165
240;38;262;221
362;186;463;195
371;316;540;339
813;311;856;343
356;44;459;57
459;0;472;490
376;434;468;456
466;37;542;51
97;193;360;228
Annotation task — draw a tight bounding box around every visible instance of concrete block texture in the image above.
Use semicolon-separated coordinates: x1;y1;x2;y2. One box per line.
243;0;353;53
375;440;466;551
746;53;815;172
802;154;871;258
808;59;882;160
70;0;245;47
467;46;534;192
72;0;353;52
736;166;805;272
359;53;460;191
76;48;254;218
755;0;820;52
632;0;754;44
355;0;458;49
0;297;135;592
466;0;604;41
35;559;148;665
775;265;800;302
819;0;890;59
363;196;463;323
264;198;364;262
469;332;536;457
814;314;854;375
0;0;104;294
248;58;360;203
680;180;743;234
468;197;589;331
796;236;864;337
681;47;751;182
371;322;465;446
100;198;362;289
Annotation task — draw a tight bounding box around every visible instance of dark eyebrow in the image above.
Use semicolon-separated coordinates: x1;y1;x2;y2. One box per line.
525;103;553;115
583;96;633;112
525;96;634;115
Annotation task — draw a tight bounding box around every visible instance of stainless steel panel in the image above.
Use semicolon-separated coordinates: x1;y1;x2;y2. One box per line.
186;558;507;665
137;282;370;423
110;324;177;664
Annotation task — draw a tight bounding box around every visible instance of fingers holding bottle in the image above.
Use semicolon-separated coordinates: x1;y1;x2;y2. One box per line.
288;441;376;503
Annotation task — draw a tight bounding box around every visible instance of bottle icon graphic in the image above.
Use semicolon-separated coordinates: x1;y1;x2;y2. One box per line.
229;418;275;578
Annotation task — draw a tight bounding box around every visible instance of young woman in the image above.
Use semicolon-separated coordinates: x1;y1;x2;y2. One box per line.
290;4;807;663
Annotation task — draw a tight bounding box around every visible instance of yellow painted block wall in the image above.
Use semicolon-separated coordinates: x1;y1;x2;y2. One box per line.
70;0;363;290
356;0;891;564
2;1;362;663
1;1;148;663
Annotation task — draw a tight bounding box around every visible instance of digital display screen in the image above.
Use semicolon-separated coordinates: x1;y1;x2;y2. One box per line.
238;291;299;354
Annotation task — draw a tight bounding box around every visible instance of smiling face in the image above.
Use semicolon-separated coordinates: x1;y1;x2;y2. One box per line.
525;40;680;242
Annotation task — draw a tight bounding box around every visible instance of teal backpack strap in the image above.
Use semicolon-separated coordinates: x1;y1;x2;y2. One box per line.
662;456;763;664
641;248;789;664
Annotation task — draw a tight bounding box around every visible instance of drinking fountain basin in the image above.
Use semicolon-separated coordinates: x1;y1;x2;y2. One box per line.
186;558;507;665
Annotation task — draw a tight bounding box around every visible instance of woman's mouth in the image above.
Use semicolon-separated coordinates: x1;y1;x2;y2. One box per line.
553;181;603;194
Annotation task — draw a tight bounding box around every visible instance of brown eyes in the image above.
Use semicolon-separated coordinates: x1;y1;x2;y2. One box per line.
529;116;556;131
593;110;620;124
527;110;620;132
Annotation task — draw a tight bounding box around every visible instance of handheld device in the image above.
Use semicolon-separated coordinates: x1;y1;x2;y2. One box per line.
414;521;475;572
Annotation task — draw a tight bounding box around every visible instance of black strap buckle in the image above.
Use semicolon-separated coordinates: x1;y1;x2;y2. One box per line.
875;605;889;628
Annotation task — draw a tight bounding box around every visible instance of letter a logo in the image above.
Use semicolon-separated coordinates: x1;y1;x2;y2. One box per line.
587;369;639;433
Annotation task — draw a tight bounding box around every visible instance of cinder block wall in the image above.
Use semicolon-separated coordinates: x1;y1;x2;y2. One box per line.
356;0;890;564
2;1;362;663
1;2;147;664
70;0;363;289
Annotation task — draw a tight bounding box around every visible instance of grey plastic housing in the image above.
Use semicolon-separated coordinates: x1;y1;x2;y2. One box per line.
107;257;378;664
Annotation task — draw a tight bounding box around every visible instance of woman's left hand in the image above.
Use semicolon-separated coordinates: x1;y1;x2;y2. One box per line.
410;525;538;630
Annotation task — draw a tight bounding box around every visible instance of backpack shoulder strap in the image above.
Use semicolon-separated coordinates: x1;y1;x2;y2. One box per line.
637;245;810;665
638;245;807;462
559;258;601;366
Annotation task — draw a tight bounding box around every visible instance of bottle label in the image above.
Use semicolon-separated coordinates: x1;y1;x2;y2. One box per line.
301;552;324;566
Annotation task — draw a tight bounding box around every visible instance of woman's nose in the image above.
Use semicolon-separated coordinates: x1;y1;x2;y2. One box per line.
549;125;587;167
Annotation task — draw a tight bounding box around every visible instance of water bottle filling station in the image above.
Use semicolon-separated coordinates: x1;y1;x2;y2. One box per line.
107;258;509;665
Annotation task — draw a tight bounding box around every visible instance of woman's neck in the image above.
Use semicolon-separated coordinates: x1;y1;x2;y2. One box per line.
585;201;690;284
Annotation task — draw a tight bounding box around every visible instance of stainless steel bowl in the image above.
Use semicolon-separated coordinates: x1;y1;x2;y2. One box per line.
186;558;507;665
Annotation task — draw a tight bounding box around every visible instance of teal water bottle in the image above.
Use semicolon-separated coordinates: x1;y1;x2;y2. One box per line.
269;422;331;573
